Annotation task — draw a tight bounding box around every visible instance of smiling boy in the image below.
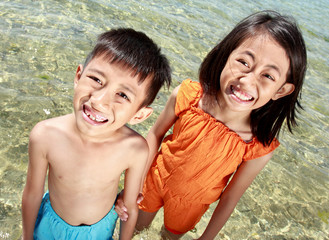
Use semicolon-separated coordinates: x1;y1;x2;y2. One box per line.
22;29;171;240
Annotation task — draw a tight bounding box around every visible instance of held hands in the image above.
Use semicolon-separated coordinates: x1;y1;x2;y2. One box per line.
114;190;128;221
115;190;202;239
114;190;144;221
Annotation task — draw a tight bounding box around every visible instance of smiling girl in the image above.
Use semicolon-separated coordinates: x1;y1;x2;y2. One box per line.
116;10;307;240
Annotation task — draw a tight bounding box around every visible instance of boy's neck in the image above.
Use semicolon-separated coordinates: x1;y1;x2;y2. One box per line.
69;113;127;144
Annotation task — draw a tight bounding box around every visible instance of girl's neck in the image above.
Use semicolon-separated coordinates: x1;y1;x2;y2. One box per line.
200;94;253;140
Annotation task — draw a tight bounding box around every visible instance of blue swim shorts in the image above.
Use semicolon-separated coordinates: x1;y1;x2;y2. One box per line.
34;192;118;240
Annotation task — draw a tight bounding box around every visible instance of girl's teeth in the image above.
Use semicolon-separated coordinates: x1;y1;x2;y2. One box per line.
232;88;253;101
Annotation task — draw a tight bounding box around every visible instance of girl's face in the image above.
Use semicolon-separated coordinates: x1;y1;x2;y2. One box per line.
219;35;295;114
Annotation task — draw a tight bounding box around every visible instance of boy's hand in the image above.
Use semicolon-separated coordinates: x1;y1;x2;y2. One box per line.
115;190;128;221
115;190;144;221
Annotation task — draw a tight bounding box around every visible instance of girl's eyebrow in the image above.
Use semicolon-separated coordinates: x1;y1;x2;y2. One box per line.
242;50;281;77
242;50;255;61
267;64;281;77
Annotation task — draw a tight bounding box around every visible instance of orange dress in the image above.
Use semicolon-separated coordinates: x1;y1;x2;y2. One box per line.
139;79;280;234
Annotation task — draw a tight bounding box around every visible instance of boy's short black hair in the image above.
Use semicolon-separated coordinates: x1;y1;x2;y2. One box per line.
84;28;171;107
199;10;307;146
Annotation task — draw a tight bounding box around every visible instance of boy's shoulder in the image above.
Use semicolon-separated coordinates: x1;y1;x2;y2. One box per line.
120;125;148;149
118;125;149;159
33;113;72;129
30;114;73;140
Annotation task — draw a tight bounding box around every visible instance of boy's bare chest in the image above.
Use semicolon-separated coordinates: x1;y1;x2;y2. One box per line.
47;137;128;184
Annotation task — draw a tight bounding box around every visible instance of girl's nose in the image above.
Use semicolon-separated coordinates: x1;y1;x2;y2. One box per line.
240;72;257;86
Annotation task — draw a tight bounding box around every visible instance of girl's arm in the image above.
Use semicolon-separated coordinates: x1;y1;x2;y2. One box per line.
142;85;180;184
197;152;273;240
115;85;180;221
22;123;48;240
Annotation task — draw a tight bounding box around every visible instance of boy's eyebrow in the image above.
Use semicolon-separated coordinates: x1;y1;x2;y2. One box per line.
88;68;137;97
120;84;137;97
88;68;106;78
242;50;281;76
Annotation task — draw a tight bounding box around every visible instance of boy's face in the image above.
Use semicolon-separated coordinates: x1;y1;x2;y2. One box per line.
73;55;152;139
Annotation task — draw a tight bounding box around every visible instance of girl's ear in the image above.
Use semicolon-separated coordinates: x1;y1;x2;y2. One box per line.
129;107;153;125
74;65;83;87
272;83;295;100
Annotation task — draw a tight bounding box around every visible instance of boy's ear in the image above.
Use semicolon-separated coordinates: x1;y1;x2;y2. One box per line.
129;107;153;125
272;83;295;100
74;64;83;87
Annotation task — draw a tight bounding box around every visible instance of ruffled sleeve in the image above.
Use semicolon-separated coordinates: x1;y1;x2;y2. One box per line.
243;138;280;161
175;79;202;116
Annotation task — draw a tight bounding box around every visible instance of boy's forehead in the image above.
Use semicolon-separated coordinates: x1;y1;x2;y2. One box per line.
86;55;151;96
88;55;144;80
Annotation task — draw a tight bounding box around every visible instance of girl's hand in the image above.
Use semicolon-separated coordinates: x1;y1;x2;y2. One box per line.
114;190;144;221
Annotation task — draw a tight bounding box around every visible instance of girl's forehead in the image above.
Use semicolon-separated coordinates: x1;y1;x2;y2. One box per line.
233;35;290;77
234;35;288;60
238;34;282;51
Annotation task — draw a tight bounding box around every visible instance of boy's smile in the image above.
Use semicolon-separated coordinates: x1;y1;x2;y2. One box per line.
73;55;152;139
83;104;109;125
219;35;294;114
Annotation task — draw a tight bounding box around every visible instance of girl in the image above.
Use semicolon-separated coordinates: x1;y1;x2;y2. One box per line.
117;10;307;239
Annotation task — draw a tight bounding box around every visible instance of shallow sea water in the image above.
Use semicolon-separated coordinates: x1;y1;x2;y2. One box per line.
0;0;328;239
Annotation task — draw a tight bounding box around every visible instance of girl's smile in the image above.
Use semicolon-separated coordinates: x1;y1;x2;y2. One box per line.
219;34;294;113
230;85;254;102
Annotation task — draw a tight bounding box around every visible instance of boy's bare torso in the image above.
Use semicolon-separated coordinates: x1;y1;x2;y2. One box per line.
37;113;144;225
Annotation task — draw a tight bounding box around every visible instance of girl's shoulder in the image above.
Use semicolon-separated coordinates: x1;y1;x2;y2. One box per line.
243;138;280;161
175;79;202;115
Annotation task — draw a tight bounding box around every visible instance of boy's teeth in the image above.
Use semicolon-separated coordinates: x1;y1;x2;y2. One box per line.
86;112;107;122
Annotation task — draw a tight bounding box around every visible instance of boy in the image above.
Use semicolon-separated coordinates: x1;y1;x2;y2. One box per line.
22;28;171;240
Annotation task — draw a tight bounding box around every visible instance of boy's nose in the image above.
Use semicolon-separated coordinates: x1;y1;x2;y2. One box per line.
90;88;113;110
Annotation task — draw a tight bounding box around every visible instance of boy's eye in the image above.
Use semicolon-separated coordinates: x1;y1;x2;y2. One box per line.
89;76;102;85
117;92;130;101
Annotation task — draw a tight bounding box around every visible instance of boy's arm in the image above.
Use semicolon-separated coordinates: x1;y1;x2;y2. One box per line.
143;85;179;182
116;85;180;222
119;139;149;240
197;152;273;240
22;123;48;240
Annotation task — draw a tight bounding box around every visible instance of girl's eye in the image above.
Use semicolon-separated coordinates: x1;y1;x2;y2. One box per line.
89;76;102;85
117;92;129;101
264;74;275;81
237;59;249;68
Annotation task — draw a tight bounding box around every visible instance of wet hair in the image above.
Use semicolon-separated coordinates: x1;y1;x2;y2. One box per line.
84;28;171;107
199;10;307;146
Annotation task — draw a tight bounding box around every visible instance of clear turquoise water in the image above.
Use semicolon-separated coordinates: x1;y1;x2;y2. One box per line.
0;0;328;239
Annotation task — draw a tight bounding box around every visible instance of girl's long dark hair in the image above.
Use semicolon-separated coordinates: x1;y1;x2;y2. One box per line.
199;10;307;146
